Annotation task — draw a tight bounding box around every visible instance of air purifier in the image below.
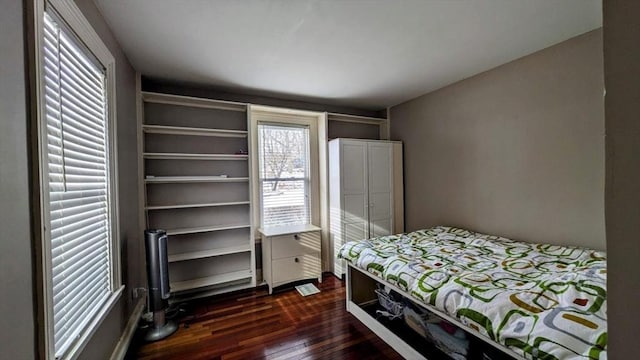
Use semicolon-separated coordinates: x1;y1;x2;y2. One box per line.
144;229;177;341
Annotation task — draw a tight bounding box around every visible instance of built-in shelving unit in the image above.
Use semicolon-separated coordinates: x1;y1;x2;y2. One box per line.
141;90;255;300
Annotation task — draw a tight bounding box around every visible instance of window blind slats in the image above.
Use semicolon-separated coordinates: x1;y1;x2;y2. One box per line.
49;194;105;212
58;95;106;131
51;222;105;253
50;208;106;232
53;108;105;140
53;273;109;354
43;11;112;358
60;32;102;78
50;164;106;178
49;155;106;173
53;263;108;322
52;239;107;283
58;56;103;99
49;188;106;203
53;265;107;326
50;200;105;222
56;61;103;110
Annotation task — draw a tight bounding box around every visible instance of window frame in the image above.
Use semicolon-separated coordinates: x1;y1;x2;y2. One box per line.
249;106;322;230
258;122;312;227
31;0;123;359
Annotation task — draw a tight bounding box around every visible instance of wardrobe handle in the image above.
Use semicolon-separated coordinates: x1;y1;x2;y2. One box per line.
294;257;299;263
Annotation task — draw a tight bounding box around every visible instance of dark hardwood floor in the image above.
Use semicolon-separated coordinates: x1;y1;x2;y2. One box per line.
128;274;403;360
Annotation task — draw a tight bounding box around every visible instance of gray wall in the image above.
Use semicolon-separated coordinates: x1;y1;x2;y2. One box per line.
391;29;605;250
0;0;36;358
603;2;640;358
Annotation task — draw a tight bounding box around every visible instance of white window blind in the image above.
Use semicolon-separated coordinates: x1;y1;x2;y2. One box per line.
43;11;112;357
258;124;311;227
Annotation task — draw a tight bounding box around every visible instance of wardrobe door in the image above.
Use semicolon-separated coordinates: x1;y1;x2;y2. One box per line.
341;141;369;243
367;142;394;238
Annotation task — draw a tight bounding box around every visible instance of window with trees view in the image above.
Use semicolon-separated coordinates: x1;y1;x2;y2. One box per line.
258;123;311;227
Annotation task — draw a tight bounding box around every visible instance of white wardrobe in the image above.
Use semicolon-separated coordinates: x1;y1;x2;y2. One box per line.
329;138;404;278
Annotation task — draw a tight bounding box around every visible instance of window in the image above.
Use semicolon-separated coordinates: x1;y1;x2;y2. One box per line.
250;106;321;229
36;1;121;359
258;123;311;227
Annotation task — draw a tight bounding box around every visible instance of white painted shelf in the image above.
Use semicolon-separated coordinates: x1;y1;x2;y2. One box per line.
170;269;253;292
144;153;248;161
169;282;254;303
166;224;251;236
145;176;249;184
146;201;250;211
327;112;387;125
143;124;248;138
142;91;247;112
168;244;252;263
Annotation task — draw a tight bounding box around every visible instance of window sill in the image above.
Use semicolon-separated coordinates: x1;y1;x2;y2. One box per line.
59;285;125;360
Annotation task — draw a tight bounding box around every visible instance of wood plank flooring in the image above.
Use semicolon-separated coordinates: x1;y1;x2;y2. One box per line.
129;275;403;360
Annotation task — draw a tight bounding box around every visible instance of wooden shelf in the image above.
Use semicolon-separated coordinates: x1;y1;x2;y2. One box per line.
144;153;248;161
168;244;252;263
146;201;250;210
143;125;248;138
170;269;253;292
327;112;387;125
169;282;254;303
142;91;247;112
145;176;249;184
166;224;251;236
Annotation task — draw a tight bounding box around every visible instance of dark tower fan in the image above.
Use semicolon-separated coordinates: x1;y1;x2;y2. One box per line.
144;229;178;341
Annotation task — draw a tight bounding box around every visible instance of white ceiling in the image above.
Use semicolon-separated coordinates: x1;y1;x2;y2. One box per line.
94;0;602;110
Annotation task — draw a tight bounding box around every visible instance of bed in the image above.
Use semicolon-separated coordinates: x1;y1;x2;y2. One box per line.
338;226;607;360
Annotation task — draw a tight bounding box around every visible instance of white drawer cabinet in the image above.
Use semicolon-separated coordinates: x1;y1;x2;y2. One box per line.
259;224;322;294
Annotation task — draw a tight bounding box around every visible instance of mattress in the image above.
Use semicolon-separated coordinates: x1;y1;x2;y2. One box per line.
338;226;607;360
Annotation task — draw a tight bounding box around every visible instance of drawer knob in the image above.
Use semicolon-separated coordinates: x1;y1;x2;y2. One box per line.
294;234;299;240
294;257;299;263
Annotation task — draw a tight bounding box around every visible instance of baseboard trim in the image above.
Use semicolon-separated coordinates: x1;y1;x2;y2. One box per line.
109;295;146;360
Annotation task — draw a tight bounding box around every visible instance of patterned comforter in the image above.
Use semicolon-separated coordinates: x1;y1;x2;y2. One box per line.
338;226;607;360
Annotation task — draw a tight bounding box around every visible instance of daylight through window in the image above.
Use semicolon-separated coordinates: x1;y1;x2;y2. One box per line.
258;123;311;227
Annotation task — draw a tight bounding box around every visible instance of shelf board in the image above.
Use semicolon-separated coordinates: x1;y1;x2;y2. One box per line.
144;153;248;160
143;124;248;138
170;269;253;292
168;244;252;263
327;112;387;125
169;282;255;303
166;224;251;236
145;176;249;184
142;91;247;112
146;201;250;210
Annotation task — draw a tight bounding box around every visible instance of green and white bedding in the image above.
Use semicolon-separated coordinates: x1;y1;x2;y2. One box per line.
338;226;607;360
